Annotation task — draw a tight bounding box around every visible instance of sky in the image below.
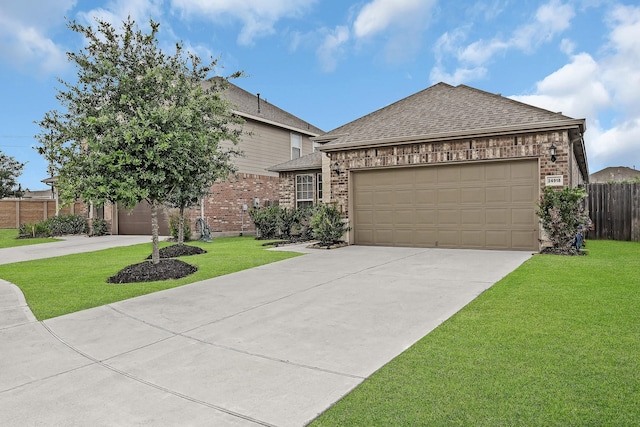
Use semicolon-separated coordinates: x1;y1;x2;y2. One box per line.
1;0;639;190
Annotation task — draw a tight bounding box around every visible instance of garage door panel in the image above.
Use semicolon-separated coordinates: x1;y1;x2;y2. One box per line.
511;230;536;250
486;187;509;203
394;209;415;226
394;190;414;205
437;230;460;247
438;209;460;225
438;188;459;204
373;210;394;226
460;164;484;182
511;185;535;203
461;230;485;248
461;188;484;204
353;160;538;250
461;209;484;226
486;208;508;225
512;208;536;226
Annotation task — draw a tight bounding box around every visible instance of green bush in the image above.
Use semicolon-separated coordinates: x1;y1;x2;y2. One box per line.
295;206;317;240
18;221;52;238
169;213;192;241
310;204;350;246
91;218;109;236
18;214;88;238
278;207;297;239
249;205;281;239
536;186;590;253
48;214;88;235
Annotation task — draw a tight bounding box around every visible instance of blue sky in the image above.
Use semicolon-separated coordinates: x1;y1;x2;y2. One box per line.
1;0;639;190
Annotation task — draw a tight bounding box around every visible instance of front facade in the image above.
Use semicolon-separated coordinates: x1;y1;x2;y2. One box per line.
273;83;588;251
113;79;324;235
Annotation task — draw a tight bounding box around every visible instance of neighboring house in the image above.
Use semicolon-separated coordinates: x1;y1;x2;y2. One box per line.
272;82;589;251
110;79;324;235
589;166;640;183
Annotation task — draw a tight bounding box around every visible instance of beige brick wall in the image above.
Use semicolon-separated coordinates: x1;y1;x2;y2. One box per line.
326;130;577;219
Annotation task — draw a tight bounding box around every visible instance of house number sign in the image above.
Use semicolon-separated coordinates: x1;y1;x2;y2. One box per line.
545;175;564;186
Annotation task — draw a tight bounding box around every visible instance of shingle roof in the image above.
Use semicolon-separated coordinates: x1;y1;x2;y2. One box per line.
204;78;324;137
318;82;585;149
589;166;640;183
268;151;323;172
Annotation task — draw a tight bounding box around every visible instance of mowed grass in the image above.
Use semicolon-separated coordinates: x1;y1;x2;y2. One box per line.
312;240;640;426
0;228;61;248
0;237;301;320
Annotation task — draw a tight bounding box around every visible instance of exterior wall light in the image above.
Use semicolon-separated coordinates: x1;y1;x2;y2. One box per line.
333;161;343;175
550;144;557;163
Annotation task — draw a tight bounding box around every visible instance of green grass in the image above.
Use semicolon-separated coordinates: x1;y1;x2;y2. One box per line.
0;228;61;248
0;237;301;320
312;240;640;426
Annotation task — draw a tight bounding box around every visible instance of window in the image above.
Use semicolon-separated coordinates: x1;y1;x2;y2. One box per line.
316;173;323;201
296;174;314;208
291;133;302;159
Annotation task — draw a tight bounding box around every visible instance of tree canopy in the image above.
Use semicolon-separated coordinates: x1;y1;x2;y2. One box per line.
37;17;243;262
0;151;25;199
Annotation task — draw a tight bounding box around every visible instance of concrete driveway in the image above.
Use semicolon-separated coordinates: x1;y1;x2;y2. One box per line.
0;241;531;426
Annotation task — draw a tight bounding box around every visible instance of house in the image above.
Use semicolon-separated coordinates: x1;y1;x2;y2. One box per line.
271;82;589;251
589;166;640;183
110;79;324;235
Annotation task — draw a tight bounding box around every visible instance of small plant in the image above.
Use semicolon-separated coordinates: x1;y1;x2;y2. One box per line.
310;204;350;246
295;206;317;240
169;213;192;242
278;207;297;240
91;218;109;236
18;221;52;238
537;186;590;254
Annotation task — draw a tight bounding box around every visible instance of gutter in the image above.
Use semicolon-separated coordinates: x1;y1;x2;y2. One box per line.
233;110;322;138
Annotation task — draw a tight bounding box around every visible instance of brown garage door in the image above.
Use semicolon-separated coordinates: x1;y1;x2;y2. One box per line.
353;160;538;250
117;202;170;235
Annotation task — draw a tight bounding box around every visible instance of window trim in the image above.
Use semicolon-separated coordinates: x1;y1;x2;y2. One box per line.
291;133;302;160
296;173;314;208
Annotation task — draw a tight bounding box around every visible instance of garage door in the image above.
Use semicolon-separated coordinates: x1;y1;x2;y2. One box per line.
352;160;538;250
117;202;171;235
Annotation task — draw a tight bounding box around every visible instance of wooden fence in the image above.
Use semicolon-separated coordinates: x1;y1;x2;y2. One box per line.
0;199;86;228
587;183;640;242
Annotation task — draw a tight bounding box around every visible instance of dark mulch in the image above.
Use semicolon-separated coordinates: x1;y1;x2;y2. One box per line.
146;244;207;259
107;259;197;284
307;241;348;250
540;247;587;256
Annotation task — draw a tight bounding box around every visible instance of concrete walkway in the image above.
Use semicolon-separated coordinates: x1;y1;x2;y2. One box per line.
0;239;531;426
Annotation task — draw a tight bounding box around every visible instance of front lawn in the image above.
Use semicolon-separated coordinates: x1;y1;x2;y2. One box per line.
312;240;640;426
0;237;301;320
0;228;61;248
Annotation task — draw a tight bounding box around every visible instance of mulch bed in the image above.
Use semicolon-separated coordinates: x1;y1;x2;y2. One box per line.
145;244;207;259
108;244;205;284
307;241;348;250
539;247;587;256
107;259;197;284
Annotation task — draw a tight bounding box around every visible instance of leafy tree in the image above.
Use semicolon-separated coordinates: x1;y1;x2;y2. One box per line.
536;186;590;254
36;17;243;263
0;151;25;199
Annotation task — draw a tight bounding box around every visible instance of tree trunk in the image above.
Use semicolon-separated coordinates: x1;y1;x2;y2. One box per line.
150;200;160;264
178;204;185;245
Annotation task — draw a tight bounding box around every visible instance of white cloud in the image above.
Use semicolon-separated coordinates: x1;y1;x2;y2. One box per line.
0;0;75;75
170;0;316;45
430;65;487;86
78;0;164;30
317;26;350;73
509;5;640;172
432;0;575;85
353;0;433;39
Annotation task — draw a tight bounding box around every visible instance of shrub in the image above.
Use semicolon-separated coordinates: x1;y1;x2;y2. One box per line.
169;213;192;241
48;214;88;235
310;204;350;246
91;218;109;236
278;207;297;239
536;186;590;254
249;205;281;239
18;221;51;238
295;206;316;240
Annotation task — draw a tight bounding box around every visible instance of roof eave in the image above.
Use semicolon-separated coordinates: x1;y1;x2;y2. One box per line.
234;110;322;137
320;119;587;152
